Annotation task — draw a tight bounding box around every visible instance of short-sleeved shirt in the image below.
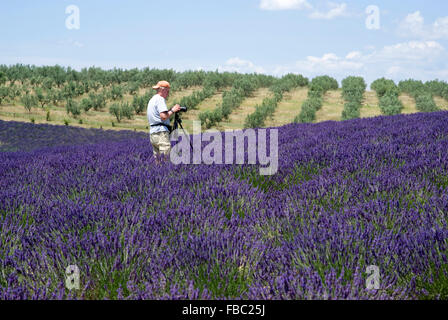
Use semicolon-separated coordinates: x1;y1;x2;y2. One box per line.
147;94;170;134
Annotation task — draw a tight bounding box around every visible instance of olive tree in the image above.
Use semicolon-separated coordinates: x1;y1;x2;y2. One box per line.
21;94;38;113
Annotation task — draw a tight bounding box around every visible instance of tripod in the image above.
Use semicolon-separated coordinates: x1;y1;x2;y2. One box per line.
173;113;193;151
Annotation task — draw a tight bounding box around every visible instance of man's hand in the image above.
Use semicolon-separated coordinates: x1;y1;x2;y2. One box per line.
160;104;182;121
172;104;181;113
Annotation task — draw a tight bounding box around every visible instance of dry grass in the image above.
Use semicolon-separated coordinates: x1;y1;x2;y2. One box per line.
434;96;448;110
399;93;417;114
264;87;308;127
0;102;150;132
315;89;344;122
360;91;381;119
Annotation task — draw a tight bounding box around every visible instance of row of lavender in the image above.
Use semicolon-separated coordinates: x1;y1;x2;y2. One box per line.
1;112;448;299
0;120;147;152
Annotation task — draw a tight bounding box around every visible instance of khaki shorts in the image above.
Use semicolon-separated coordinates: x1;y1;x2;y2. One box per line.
150;131;171;156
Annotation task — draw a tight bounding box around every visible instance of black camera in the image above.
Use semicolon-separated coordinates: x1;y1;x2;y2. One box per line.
179;106;188;112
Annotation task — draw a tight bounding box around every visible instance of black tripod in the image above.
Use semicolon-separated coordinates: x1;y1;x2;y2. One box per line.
173;113;193;151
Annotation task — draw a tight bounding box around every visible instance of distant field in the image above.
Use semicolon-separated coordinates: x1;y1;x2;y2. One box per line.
2;85;448;132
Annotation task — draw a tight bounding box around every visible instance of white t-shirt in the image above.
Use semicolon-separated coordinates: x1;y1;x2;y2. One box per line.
147;94;170;134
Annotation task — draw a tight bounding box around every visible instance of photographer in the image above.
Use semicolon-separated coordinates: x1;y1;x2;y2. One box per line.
147;81;181;156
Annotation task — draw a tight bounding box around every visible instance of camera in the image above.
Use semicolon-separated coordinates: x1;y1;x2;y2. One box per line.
179;106;188;112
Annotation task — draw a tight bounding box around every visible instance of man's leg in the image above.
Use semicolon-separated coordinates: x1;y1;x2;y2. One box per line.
158;131;171;157
150;133;160;156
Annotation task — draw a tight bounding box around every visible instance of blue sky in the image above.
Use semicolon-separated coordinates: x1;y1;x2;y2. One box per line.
1;0;448;84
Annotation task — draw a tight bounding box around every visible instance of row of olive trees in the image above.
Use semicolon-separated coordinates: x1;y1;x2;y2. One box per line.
172;72;236;111
294;76;339;123
371;78;403;116
398;79;440;113
244;74;309;128
198;74;277;129
0;64;262;91
341;76;367;120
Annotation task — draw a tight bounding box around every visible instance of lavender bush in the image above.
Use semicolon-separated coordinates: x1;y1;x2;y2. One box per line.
1;112;448;300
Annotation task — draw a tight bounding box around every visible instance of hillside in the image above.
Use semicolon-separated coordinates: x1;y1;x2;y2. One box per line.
1;66;448;134
2;86;448;134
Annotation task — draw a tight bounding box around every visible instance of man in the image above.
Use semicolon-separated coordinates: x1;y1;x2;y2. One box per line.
147;81;181;156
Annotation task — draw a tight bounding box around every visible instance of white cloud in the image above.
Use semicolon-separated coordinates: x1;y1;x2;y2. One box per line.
386;66;401;76
272;40;448;84
219;57;266;74
433;17;448;38
309;2;348;20
259;0;311;11
345;51;362;60
259;0;349;20
58;38;85;48
294;52;364;74
398;11;448;39
377;41;444;62
398;11;425;37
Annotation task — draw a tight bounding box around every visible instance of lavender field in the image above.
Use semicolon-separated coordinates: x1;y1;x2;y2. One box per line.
1;112;448;300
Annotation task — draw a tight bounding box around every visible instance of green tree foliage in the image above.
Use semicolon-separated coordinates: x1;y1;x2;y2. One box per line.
42;77;55;90
416;94;439;112
178;86;216;110
341;76;366;103
371;78;400;98
199;74;271;128
425;79;448;100
126;81;140;95
245;96;278;128
109;103;122;123
132;93;152;115
65;99;81;118
89;92;107;111
379;94;404;116
371;78;403;116
48;88;63;106
120;102;134;120
203;72;226;90
21;94;38;113
0;71;7;86
294;97;323;123
0;86;9;105
109;85;124;101
62;82;77;99
245;74;309;128
174;70;206;89
341;101;361;120
398;79;426;98
341;76;366;120
399;79;440;113
35;87;50;108
311;75;339;92
295;75;338;123
22;85;31;96
80;98;93;113
8;85;20;100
